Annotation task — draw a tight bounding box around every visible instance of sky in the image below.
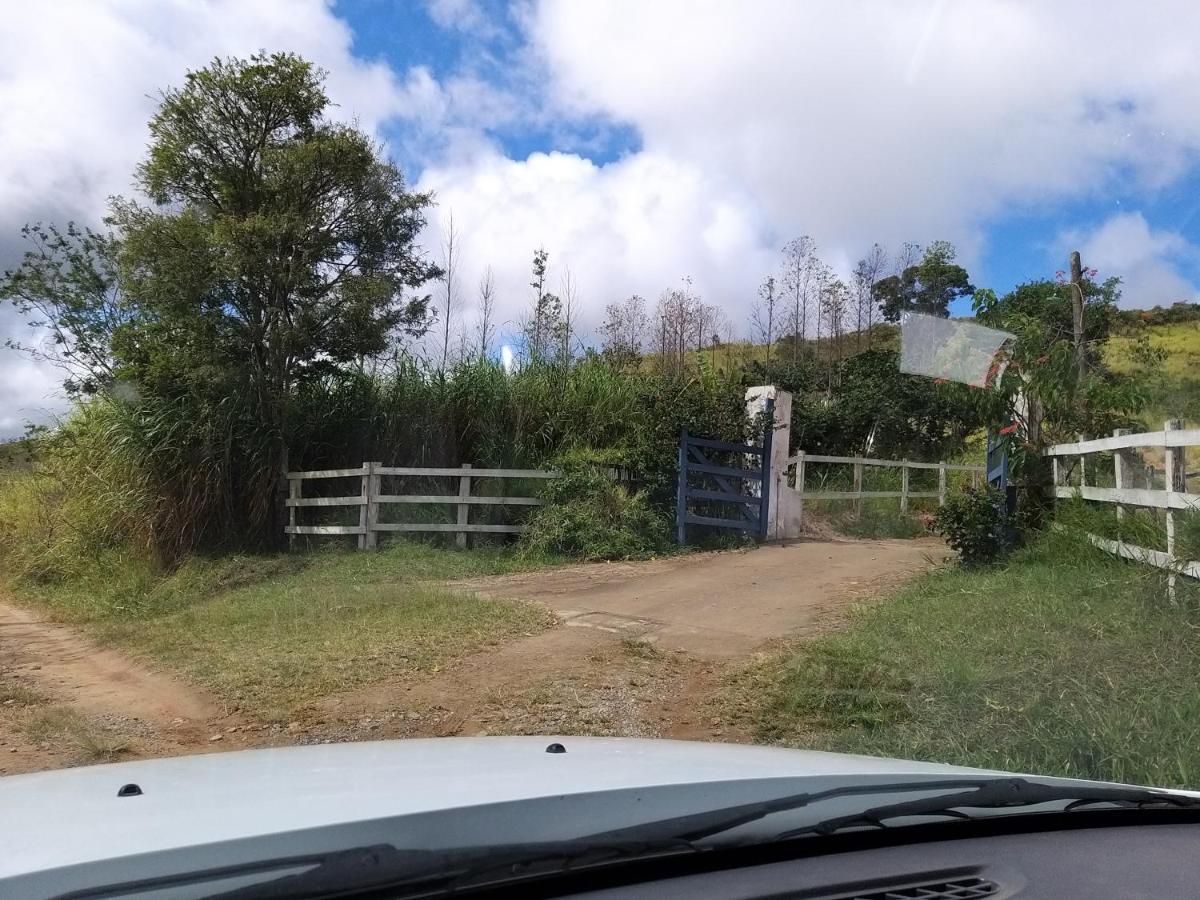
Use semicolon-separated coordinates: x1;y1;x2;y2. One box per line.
3;0;1200;437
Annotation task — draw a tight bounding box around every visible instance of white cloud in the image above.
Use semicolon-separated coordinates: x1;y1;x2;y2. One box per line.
1062;212;1198;308
419;0;1200;337
418;148;775;343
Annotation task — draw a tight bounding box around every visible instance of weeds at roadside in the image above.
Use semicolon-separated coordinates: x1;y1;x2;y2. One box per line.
0;683;46;707
23;707;132;763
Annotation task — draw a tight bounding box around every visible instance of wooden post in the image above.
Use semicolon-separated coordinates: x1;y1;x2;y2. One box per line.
456;463;472;549
364;462;381;550
287;476;299;551
1113;428;1129;524
358;462;371;550
1077;434;1087;488
1165;420;1183;604
1070;250;1086;381
938;462;947;506
900;460;910;513
795;451;806;527
852;459;864;518
1051;457;1060;489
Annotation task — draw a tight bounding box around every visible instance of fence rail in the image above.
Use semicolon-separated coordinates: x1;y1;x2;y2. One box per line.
1045;420;1196;600
784;453;984;515
284;462;556;550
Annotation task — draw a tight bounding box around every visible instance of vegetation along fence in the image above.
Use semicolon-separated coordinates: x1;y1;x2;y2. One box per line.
285;463;557;550
1046;420;1200;600
784;453;984;521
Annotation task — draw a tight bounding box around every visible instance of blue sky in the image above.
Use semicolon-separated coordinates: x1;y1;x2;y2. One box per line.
4;0;1200;434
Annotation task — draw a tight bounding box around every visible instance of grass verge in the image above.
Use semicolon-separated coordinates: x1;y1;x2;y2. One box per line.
8;542;561;720
734;526;1200;789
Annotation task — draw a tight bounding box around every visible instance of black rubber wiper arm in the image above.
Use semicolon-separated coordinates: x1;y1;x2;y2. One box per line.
586;778;1016;845
779;777;1200;839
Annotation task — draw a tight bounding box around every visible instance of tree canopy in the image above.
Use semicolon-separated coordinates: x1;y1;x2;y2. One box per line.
874;240;974;321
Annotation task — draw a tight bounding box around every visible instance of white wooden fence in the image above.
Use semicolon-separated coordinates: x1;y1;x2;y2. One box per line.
285;463;557;550
784;453;984;521
1045;420;1199;599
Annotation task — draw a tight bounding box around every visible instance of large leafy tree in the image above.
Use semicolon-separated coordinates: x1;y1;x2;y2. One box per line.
874;240;974;321
2;53;440;549
112;52;439;441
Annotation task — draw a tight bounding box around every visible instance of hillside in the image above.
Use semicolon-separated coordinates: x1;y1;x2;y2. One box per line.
1105;319;1200;426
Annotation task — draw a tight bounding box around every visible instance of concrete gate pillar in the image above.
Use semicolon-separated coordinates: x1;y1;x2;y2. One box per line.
745;385;793;540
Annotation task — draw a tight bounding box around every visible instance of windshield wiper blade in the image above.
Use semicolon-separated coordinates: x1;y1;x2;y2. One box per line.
777;777;1200;839
584;778;1010;845
585;776;1200;848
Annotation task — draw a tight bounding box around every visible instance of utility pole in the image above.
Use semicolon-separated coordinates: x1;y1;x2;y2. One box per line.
1069;250;1085;380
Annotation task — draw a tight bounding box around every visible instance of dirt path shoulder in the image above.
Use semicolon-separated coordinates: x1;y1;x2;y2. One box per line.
0;599;244;774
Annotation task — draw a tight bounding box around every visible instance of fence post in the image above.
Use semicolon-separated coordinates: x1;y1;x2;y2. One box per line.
900;460;910;513
676;428;688;545
1077;434;1087;487
287;476;299;551
457;463;473;549
1165;420;1184;604
938;462;947;506
852;459;864;518
364;462;381;550
1113;428;1129;524
357;462;371;550
795;450;806;527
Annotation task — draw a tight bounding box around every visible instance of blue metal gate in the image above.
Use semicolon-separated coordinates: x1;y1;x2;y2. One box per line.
675;399;774;544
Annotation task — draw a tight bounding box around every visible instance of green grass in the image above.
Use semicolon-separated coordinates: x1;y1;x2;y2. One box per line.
738;527;1200;789
11;542;561;719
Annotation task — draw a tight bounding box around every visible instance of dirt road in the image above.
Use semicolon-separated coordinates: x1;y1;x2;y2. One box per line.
2;537;948;774
448;537;946;658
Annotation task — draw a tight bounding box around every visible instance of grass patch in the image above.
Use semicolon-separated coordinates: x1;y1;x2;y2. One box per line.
8;541;563;719
741;527;1200;789
23;707;132;763
85;542;558;718
1;683;47;707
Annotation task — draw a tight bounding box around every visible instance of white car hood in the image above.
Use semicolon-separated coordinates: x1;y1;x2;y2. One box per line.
0;736;995;881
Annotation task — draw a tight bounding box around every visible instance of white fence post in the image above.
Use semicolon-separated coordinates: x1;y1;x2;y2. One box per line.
1113;428;1128;524
938;462;947;506
900;460;910;513
1165;420;1184;603
456;463;473;549
1077;434;1086;488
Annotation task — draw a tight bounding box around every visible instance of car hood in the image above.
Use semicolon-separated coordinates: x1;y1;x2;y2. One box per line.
1;736;1001;881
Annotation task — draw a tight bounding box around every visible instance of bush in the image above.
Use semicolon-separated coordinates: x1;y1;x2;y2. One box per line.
935;485;1014;566
520;450;671;561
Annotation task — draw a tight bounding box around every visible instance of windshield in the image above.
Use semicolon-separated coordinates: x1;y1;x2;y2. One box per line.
2;0;1200;890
